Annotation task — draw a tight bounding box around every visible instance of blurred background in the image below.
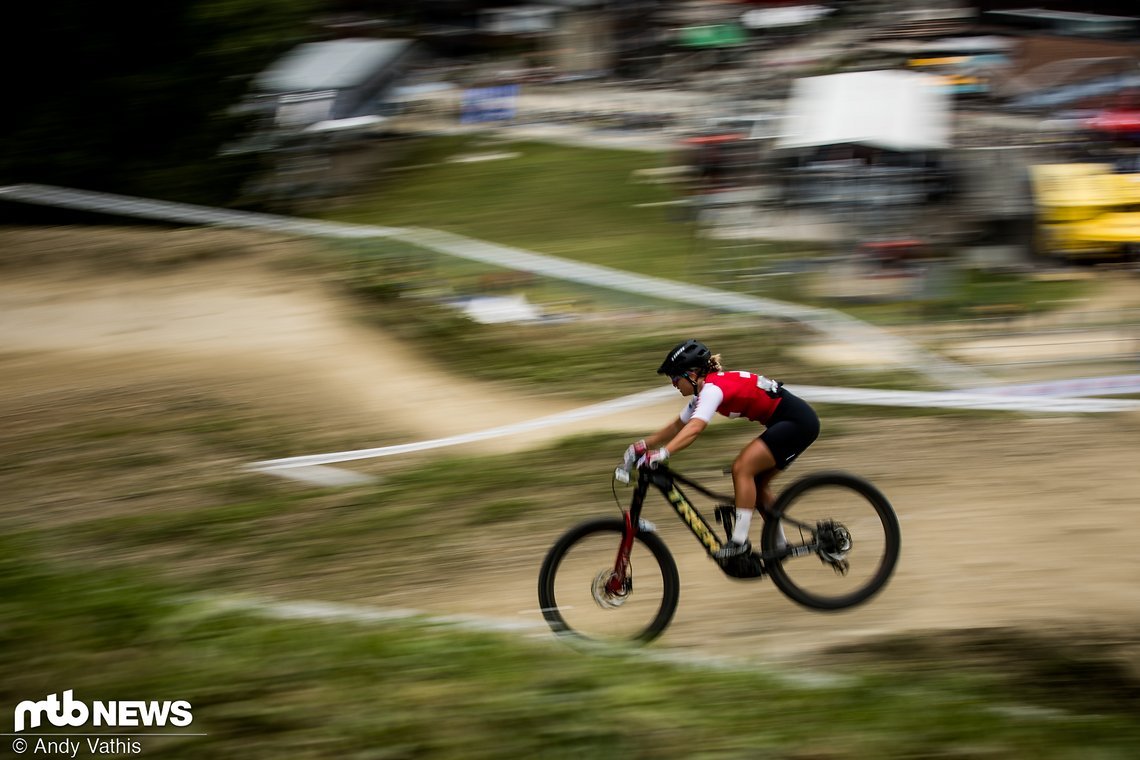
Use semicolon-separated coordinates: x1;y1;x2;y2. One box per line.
2;1;1140;758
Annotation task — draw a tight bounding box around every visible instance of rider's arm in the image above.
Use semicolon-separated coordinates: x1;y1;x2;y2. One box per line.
663;417;707;456
660;382;721;456
644;417;684;448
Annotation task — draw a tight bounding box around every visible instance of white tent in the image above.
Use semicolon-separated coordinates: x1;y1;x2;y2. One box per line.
776;70;951;153
256;39;414;94
742;4;833;29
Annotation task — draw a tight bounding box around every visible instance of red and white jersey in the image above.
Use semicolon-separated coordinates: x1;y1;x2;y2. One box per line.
679;371;783;425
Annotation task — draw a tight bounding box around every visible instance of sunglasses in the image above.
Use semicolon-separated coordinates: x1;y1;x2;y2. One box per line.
670;373;690;387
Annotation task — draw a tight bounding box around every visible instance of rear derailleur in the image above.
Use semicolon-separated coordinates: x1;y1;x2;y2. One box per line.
815;520;851;576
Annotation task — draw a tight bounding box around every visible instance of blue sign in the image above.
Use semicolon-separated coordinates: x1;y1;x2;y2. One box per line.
460;85;520;124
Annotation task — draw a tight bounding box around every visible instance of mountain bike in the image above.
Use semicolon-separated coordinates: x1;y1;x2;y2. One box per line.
537;463;900;645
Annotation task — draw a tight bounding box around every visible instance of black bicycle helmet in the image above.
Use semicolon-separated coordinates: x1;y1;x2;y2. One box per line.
657;339;711;375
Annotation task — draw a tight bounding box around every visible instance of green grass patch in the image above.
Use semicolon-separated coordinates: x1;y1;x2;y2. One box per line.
2;540;1137;760
327;137;699;279
86;497;300;545
467;497;535;525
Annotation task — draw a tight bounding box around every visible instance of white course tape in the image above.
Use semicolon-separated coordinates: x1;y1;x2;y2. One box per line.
201;595;548;634
968;374;1140;398
192;593;854;682
795;385;1140;413
0;183;399;238
262;464;377;487
249;380;1140;475
248;387;675;472
1;183;985;388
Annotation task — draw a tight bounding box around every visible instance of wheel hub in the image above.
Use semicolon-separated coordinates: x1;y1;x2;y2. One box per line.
592;568;631;608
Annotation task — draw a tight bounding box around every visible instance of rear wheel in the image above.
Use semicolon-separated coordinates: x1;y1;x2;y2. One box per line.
538;517;679;644
763;472;900;610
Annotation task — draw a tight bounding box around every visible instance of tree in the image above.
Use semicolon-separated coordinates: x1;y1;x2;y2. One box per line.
3;0;319;205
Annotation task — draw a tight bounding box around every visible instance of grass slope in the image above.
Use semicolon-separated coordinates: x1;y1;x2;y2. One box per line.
4;539;1139;760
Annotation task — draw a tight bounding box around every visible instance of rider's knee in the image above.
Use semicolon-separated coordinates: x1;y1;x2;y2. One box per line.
731;456;757;480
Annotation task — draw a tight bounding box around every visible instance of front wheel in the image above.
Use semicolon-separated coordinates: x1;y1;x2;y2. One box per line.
538;517;679;645
763;472;900;611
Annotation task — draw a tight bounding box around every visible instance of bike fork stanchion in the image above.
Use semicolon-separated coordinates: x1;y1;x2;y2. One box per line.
607;511;636;595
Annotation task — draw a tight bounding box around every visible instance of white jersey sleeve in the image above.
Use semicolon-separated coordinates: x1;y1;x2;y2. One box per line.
679;383;724;424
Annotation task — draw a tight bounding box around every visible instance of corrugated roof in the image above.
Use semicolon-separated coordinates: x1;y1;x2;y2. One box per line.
256;38;413;93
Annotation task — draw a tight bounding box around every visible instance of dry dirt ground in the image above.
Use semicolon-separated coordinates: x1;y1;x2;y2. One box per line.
4;226;1140;667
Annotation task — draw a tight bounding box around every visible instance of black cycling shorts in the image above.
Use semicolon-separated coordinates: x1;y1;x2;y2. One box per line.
758;389;820;471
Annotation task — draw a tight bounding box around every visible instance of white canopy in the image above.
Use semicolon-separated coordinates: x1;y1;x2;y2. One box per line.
776;70;951;152
742;5;833;29
256;39;414;93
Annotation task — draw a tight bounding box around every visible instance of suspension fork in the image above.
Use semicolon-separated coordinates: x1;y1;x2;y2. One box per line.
609;473;648;593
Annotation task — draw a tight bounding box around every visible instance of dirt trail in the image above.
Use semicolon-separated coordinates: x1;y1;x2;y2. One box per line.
444;412;1140;660
0;247;677;456
4;227;1139;663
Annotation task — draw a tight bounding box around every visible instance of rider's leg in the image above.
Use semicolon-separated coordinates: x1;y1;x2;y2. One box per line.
728;438;777;545
754;395;820;549
755;468;776;510
754;468;788;549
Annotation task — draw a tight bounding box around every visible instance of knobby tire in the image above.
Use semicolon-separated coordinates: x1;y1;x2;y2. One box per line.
763;471;901;610
538;517;679;644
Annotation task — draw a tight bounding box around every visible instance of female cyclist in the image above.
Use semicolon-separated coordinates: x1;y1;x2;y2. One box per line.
623;339;820;558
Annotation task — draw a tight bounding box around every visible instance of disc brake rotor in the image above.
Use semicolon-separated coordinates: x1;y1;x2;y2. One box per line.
592;568;631;609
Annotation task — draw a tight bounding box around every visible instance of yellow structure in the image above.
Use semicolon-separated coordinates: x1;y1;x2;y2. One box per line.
1029;163;1140;259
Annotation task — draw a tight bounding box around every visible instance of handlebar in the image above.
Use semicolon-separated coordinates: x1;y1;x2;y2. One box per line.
615;461;733;505
614;460;674;484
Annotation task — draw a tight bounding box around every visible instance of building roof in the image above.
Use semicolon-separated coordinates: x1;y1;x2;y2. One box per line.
255;38;414;93
988;8;1138;24
867;35;1016;56
776;70;951;152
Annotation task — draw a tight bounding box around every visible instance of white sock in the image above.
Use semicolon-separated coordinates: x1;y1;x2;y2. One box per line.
731;509;753;544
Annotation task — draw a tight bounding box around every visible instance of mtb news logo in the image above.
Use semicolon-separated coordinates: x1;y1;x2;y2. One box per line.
13;690;193;733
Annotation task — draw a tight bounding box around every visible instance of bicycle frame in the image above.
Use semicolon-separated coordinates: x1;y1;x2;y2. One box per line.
605;465;819;595
605;466;717;596
540;466;900;641
642;467;725;554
